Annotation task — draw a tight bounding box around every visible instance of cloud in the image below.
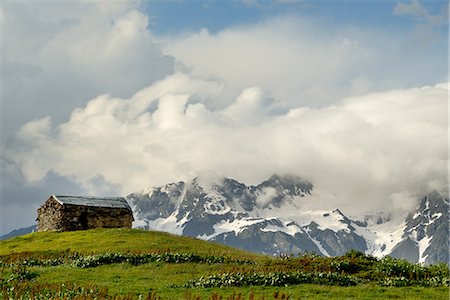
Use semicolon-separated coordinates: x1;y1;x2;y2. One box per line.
221;87;279;125
256;187;278;208
394;0;448;45
6;74;447;216
162;16;447;110
394;0;448;25
0;1;174;139
241;0;304;7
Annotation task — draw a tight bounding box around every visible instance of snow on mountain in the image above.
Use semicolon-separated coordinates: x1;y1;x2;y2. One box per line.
388;191;449;264
126;175;449;264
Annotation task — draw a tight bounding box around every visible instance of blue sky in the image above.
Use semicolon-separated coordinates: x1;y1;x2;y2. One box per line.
142;0;448;35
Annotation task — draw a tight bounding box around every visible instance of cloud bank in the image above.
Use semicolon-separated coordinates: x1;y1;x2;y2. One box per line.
163;16;447;109
7;74;448;215
0;1;173;138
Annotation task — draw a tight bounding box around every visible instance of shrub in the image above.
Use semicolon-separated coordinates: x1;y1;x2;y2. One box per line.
344;250;369;259
0;282;110;300
70;252;250;268
185;271;358;288
376;257;425;279
3;251;251;269
0;266;39;285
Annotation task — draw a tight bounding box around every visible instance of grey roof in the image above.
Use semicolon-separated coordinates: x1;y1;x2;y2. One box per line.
52;195;132;211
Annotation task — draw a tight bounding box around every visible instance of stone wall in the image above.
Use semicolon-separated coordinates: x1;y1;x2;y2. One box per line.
62;205;133;231
37;197;65;232
37;196;133;232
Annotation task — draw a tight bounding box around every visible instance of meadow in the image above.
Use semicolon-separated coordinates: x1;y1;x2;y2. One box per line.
1;228;449;299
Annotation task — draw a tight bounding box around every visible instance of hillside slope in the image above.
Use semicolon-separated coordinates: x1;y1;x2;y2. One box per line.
0;228;257;260
1;228;448;299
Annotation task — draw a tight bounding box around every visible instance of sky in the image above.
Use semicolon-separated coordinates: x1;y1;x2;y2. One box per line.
0;0;448;235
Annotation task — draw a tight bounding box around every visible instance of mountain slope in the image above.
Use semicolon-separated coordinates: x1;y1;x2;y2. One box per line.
388;191;449;264
0;225;36;240
127;175;449;264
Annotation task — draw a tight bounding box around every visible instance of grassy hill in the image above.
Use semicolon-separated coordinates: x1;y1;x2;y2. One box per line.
1;228;449;299
0;228;257;259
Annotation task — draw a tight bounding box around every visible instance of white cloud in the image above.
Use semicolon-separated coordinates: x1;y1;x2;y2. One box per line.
7;75;448;216
162;17;447;109
221;87;277;125
256;187;278;208
1;1;174;138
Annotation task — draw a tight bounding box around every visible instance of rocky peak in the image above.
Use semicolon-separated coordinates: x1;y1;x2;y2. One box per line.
416;191;448;217
258;174;313;197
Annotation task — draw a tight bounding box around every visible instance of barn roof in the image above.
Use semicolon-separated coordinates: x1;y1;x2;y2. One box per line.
52;195;132;211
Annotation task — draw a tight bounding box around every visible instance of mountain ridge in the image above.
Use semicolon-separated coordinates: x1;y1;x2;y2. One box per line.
0;225;36;240
127;175;449;265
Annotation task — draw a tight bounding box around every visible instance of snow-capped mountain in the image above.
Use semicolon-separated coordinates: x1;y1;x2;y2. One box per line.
126;175;449;265
388;191;448;264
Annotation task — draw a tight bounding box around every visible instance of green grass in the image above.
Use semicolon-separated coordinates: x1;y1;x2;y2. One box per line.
1;228;449;299
26;264;449;299
0;228;257;259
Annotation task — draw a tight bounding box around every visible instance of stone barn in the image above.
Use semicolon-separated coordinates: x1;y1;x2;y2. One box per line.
36;195;134;232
